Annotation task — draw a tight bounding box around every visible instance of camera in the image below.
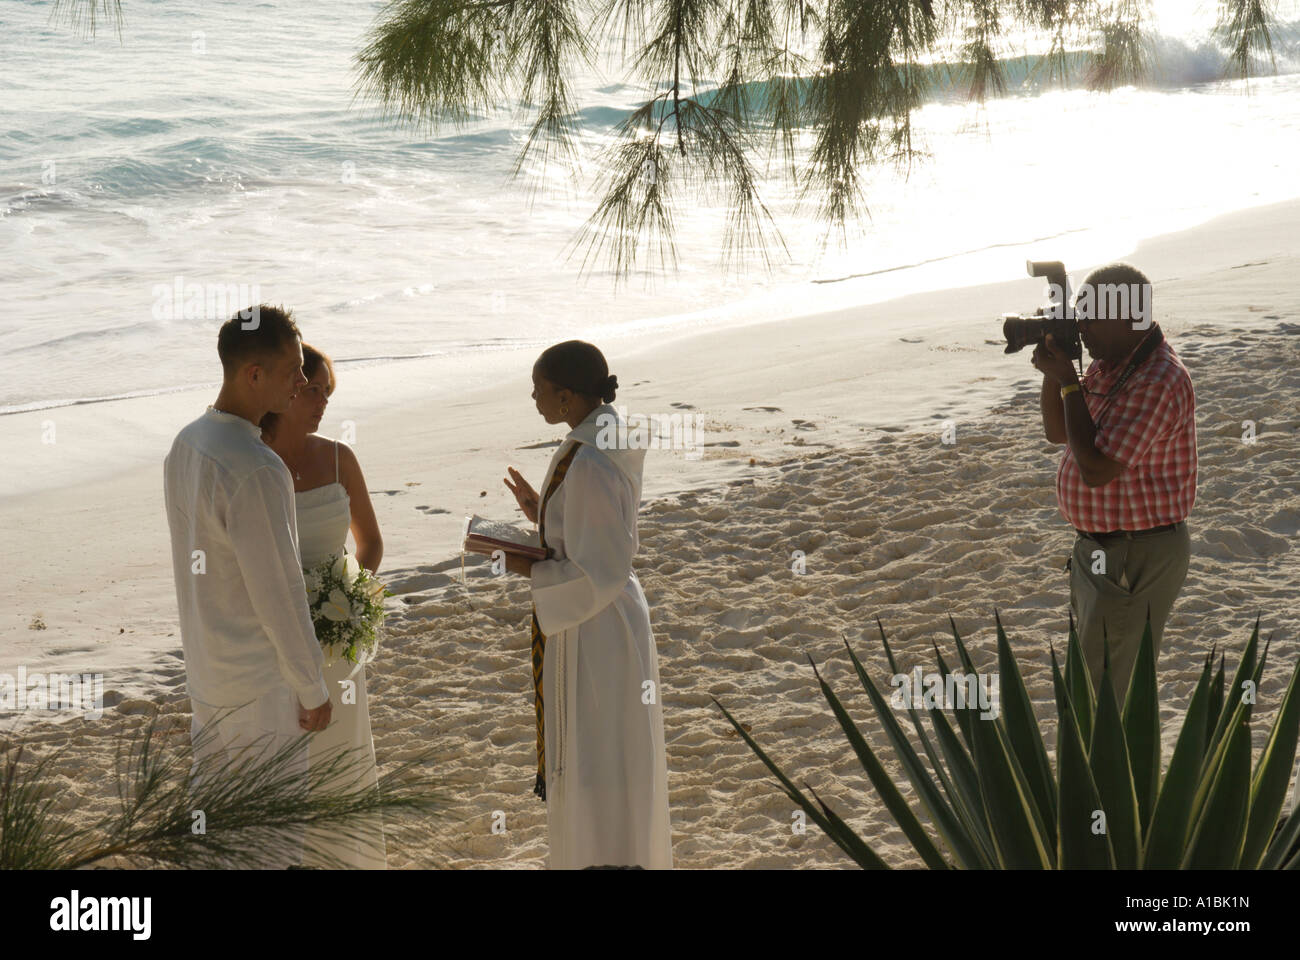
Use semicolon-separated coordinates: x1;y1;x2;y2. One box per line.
1000;260;1081;360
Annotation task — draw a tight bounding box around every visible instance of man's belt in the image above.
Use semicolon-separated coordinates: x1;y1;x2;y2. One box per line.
1075;521;1184;540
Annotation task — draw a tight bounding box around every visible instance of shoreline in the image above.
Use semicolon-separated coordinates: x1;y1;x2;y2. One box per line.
2;196;1299;732
3;313;1296;866
1;200;1297;864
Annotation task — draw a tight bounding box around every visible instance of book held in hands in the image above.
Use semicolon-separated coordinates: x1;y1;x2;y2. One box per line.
462;514;549;561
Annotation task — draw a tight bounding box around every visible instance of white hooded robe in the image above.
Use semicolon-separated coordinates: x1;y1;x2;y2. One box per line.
530;404;673;870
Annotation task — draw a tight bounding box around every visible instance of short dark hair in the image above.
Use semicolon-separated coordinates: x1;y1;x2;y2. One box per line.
217;304;301;379
536;340;618;403
1078;262;1152;322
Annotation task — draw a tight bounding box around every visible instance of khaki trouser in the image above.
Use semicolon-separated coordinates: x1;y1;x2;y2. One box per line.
1068;522;1191;700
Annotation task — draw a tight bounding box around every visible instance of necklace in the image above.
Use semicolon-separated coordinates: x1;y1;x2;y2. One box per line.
261;419;305;481
283;446;308;482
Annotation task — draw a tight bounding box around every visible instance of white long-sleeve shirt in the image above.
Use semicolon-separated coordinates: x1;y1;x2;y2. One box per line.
164;406;329;710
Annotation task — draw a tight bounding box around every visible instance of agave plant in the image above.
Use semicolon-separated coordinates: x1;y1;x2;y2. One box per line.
0;709;448;870
716;612;1300;868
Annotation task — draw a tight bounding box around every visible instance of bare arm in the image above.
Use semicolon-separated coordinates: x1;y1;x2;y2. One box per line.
1032;335;1123;485
1061;390;1125;487
339;443;384;574
1039;371;1067;444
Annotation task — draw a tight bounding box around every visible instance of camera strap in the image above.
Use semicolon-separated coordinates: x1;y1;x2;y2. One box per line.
1087;324;1164;424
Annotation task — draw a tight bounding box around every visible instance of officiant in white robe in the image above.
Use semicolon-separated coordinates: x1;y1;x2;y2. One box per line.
529;404;672;869
505;343;673;869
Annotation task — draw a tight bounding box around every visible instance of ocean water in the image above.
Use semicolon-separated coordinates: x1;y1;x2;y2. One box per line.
3;0;1300;414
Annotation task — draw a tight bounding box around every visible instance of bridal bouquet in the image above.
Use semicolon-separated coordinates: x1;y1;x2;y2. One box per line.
304;553;390;665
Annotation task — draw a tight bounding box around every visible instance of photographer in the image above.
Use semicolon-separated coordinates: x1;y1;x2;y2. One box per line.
1031;263;1197;697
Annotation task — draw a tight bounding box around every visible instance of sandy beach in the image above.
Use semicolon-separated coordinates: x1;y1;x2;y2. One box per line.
1;199;1297;868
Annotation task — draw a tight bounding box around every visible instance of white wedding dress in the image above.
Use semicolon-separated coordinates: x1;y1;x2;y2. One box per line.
297;439;387;869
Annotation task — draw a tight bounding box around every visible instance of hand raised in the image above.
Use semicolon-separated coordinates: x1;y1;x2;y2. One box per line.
504;467;540;524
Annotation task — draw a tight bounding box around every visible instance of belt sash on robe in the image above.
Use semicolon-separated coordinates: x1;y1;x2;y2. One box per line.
531;442;581;801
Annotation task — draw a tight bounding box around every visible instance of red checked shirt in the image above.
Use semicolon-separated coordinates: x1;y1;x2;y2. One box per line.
1056;334;1197;533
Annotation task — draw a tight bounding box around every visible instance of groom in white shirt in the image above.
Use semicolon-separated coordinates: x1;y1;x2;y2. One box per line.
164;303;331;868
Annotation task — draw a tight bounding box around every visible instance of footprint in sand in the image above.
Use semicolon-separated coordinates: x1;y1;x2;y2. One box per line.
899;336;923;343
670;401;696;410
704;440;740;447
415;505;451;515
743;405;783;413
791;419;818;431
374;490;404;496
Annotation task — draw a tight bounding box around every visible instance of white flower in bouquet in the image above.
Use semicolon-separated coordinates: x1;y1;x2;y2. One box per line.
321;588;357;623
332;553;361;583
303;552;391;666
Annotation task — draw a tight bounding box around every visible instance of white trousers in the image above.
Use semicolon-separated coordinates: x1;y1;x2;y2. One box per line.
190;685;309;869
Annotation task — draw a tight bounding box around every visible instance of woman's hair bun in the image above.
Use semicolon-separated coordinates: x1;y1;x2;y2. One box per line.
535;341;617;402
601;374;619;403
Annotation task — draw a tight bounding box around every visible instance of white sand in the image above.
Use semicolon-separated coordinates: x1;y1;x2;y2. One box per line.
1;200;1297;867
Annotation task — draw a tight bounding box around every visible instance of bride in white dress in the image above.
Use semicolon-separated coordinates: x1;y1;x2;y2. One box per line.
261;342;387;869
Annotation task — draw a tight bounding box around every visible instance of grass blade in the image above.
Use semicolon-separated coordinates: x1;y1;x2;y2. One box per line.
1065;610;1095;746
945;615;977;753
877;621;961;812
994;610;1058;854
713;696;887;868
1142;652;1213;868
842;636;986;868
1182;700;1252;868
808;656;950;869
1243;657;1300;867
1091;644;1142;868
1203;619;1258;776
1053;651;1116;868
1122;615;1160;832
